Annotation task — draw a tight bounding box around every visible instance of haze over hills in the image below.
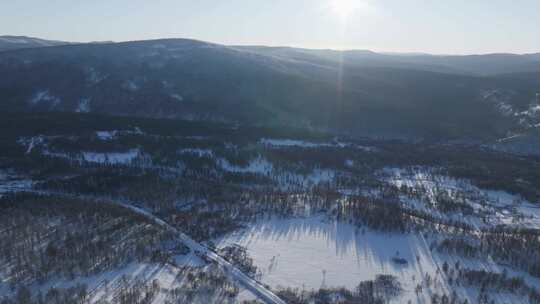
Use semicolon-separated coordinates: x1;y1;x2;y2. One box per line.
1;36;539;142
236;46;540;76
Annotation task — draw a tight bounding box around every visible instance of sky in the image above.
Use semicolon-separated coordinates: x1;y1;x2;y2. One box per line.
2;0;539;55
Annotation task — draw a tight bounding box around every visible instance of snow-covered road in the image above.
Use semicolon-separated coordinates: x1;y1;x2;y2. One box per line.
19;189;287;304
120;203;288;304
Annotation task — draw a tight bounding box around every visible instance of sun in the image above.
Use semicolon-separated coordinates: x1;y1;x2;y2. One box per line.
330;0;363;18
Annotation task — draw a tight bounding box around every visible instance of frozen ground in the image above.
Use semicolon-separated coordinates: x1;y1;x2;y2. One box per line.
217;215;540;303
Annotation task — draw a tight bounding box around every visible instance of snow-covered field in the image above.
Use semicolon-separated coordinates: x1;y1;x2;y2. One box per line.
217;215;540;303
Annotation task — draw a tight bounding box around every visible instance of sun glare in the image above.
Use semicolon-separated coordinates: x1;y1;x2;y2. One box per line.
330;0;364;18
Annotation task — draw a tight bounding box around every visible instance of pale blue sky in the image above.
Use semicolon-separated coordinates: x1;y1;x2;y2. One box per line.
2;0;539;54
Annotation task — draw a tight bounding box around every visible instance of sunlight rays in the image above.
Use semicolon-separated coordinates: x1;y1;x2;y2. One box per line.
330;0;369;19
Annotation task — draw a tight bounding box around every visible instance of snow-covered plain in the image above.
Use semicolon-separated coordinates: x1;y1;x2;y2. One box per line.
218;216;437;290
218;215;540;304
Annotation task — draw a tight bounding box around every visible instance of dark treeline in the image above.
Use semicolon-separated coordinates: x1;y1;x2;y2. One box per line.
3;112;539;202
437;230;540;278
274;275;402;304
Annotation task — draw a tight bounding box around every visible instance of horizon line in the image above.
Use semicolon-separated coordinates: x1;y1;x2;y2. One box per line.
2;34;540;57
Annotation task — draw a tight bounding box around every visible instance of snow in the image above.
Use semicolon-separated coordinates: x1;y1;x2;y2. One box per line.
380;167;540;229
216;157;334;185
44;149;141;165
123;80;139;91
0;198;268;303
218;215;540;304
260;138;376;152
113;127;145;136
95;130;117;141
178;148;214;157
218;216;429;291
497;102;514;116
81;149;140;164
0;176;33;195
481;89;540;128
303;169;335;185
121;200;286;304
0;253;260;303
133;127;144;135
85;67;107;85
171;94;184;102
29;90;61;107
261;138;333;148
219;157;273;174
17;136;45;154
161;80;172;89
76;98;91;113
517;104;540;117
27;261;196;304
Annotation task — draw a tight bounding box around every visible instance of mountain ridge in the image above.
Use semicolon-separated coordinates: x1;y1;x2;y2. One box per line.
1;37;539;142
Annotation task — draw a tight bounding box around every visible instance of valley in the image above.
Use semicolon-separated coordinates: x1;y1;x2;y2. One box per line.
1;113;540;303
2;0;540;302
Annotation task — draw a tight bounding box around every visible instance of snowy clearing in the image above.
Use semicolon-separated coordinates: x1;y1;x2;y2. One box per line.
219;157;273;174
217;215;540;304
29;90;61;107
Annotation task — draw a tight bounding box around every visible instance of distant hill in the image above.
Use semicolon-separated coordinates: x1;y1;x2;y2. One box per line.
0;37;539;141
237;46;540;76
0;35;73;52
